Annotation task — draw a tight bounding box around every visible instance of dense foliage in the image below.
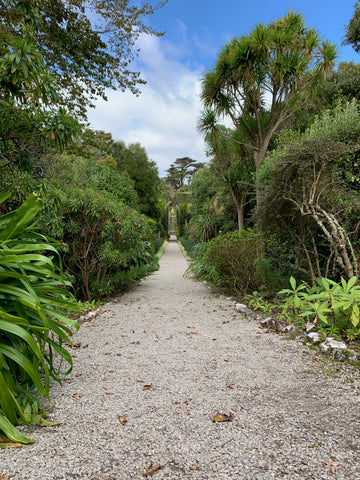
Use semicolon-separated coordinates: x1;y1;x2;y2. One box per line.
0;194;79;443
0;0;168;118
188;231;275;295
257;100;360;283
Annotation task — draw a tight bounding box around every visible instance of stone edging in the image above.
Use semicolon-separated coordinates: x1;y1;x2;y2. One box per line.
234;302;360;366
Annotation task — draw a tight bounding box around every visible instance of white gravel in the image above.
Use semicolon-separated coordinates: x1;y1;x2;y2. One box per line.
1;237;360;480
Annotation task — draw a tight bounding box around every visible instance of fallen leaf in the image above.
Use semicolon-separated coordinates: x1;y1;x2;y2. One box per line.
105;392;114;395
72;342;82;349
82;344;89;349
224;359;231;362
314;357;321;362
0;442;23;449
72;393;83;398
212;412;234;423
75;372;80;377
35;417;61;427
143;384;152;390
118;415;127;425
190;466;200;471
116;353;122;356
326;462;341;467
142;463;161;476
227;385;234;389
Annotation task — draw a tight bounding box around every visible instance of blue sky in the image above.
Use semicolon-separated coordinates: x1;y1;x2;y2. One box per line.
87;0;358;176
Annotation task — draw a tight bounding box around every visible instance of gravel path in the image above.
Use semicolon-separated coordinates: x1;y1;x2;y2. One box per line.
2;237;360;480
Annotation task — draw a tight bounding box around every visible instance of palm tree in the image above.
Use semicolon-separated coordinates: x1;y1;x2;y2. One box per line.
198;10;337;206
204;125;254;231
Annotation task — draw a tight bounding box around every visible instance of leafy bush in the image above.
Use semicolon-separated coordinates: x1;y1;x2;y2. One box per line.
278;276;360;341
206;230;266;294
257;100;360;284
188;230;278;296
185;242;214;281
0;193;79;443
39;183;158;300
154;238;165;253
179;237;198;259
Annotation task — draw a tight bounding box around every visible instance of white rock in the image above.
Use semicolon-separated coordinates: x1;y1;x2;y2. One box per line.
306;332;321;344
235;303;247;313
306;322;315;333
324;337;347;350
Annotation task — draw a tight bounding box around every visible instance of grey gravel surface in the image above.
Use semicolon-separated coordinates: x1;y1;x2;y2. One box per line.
1;237;360;480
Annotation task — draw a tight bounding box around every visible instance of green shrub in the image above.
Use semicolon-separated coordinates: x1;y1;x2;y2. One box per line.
188;230;278;296
186;242;214;282
278;276;360;341
204;230;266;295
0;193;79;444
179;237;198;259
154;238;165;253
40;186;158;300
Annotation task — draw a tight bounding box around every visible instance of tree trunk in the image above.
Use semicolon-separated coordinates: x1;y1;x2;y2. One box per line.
229;188;246;231
253;142;271;207
237;207;244;231
306;204;358;280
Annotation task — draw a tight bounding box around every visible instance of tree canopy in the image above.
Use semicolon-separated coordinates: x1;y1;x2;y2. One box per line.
344;1;360;53
0;0;168;117
166;157;205;190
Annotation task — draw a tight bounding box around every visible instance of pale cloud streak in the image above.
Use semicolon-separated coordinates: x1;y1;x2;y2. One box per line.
87;33;208;177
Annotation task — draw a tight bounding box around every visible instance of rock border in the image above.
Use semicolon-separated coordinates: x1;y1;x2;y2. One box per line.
234;302;360;366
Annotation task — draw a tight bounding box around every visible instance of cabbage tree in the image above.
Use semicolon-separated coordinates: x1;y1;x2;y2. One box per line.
199;11;337;205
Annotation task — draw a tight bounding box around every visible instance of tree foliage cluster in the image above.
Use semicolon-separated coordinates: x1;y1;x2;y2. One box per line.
0;0;167;301
0;0;167;117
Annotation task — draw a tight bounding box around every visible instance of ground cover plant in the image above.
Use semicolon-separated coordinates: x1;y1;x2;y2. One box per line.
278;276;360;342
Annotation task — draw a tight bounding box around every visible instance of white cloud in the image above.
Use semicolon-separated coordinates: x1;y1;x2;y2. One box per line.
87;34;209;177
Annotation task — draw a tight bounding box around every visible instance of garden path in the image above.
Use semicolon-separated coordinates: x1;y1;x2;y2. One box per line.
2;237;360;479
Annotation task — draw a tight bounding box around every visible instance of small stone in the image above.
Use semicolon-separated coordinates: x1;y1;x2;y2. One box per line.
282;324;295;333
324;337;347;350
306;322;315;333
333;349;346;361
274;319;289;333
285;327;305;341
305;332;324;344
235;303;247;313
260;317;277;329
319;337;348;359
